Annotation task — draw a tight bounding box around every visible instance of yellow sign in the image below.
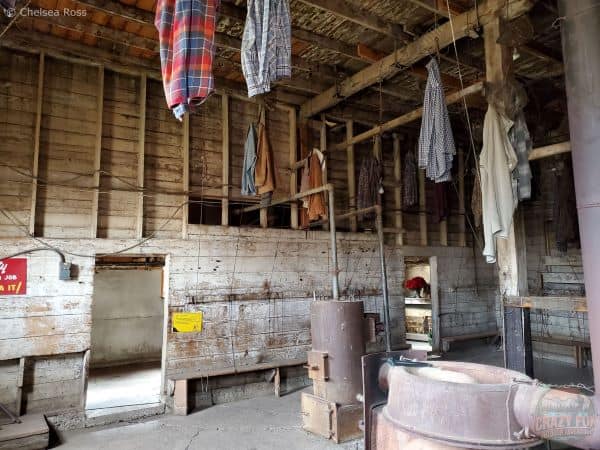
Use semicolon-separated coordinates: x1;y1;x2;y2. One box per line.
172;312;203;333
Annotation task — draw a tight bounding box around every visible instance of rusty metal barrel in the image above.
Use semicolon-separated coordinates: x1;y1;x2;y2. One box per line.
310;300;365;406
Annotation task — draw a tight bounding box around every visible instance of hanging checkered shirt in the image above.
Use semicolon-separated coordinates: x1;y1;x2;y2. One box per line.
418;58;456;182
155;0;220;121
241;0;291;97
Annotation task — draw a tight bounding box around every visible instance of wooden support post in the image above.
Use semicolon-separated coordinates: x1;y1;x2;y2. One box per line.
136;74;147;238
221;94;230;226
458;147;466;246
182;113;190;238
393;134;403;245
81;349;90;410
321;114;329;231
29;52;44;236
15;357;25;416
173;379;189;415
346;120;357;232
274;367;281;397
289;108;298;229
91;65;104;238
484;13;532;376
419;169;427;246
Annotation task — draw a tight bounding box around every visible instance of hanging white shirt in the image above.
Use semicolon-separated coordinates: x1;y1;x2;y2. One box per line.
480;105;518;264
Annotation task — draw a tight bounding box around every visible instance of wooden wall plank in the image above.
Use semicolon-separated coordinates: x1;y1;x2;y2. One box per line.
289;108;298;229
182;113;190;237
90;66;104;238
419;169;427;245
135;73;148;238
222;94;230;226
29;52;45;236
347;120;357;232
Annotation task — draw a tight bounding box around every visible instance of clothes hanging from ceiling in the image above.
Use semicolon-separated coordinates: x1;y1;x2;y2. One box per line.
307;150;327;221
241;0;291;97
241;123;258;196
471;165;483;228
155;0;220;121
357;155;382;220
418;58;456;183
255;108;276;195
509;112;533;202
553;161;579;253
480;105;518;264
433;182;450;223
403;151;418;208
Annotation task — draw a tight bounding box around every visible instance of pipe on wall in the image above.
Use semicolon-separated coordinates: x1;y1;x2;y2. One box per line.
512;2;600;448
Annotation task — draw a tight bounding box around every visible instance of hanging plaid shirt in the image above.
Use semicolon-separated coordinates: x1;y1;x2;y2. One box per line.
418;58;456;182
241;0;291;97
155;0;220;121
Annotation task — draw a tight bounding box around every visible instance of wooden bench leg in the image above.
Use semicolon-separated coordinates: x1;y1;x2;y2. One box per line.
173;380;188;416
274;368;281;398
442;340;450;353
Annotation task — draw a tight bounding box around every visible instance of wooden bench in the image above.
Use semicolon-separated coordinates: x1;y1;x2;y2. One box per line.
168;358;307;415
532;336;591;368
441;331;498;353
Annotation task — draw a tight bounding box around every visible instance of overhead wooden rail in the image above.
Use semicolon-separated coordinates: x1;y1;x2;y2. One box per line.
299;0;534;119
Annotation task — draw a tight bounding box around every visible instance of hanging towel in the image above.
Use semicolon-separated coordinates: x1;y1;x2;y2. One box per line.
307;151;327;221
418;58;456;183
255;109;276;195
241;123;258;196
480;105;518;264
403;151;418;208
241;0;291;97
155;0;220;121
357;156;382;219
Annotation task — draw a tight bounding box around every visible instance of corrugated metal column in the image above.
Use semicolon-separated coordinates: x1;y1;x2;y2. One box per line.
559;0;600;389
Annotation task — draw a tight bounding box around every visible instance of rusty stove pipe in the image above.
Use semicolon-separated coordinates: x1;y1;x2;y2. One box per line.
512;2;600;448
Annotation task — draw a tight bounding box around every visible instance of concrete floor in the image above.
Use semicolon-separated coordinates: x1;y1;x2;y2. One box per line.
86;362;162;410
57;342;593;449
60;389;363;450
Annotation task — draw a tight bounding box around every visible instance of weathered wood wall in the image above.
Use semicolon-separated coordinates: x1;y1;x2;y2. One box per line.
524;156;587;363
0;47;497;418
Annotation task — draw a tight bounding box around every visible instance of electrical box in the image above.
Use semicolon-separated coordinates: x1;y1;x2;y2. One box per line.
59;262;72;281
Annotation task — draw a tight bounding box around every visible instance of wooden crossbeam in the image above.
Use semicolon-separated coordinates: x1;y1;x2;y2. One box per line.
300;0;534;119
329;81;484;151
529;141;571;160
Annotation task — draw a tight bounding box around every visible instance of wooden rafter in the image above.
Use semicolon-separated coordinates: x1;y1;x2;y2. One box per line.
295;0;410;40
299;0;534;119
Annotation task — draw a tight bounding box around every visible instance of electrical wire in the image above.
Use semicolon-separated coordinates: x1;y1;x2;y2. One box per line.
0;247;65;262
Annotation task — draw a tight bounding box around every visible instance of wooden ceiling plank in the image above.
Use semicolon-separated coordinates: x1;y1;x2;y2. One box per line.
295;0;411;40
299;0;534;119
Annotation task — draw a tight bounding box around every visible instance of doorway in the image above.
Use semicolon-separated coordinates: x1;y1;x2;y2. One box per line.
86;256;166;414
404;256;439;352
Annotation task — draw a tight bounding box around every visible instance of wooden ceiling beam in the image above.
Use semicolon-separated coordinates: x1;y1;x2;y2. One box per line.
295;0;411;40
299;0;534;119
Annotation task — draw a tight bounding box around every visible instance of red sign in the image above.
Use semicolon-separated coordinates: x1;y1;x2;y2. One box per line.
0;258;27;295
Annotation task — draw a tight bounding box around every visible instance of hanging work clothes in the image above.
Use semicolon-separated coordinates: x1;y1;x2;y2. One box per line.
418;58;456;183
403;151;418;208
241;123;258;196
471;164;483;228
480;105;518;264
553;161;579;253
433;182;450;223
357;156;382;219
155;0;220;121
255;111;276;195
509;112;533;202
307;151;327;221
241;0;291;97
